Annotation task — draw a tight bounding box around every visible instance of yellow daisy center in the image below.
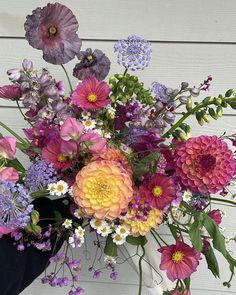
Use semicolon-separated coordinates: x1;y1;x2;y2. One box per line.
152;186;163;197
85;120;92;127
101;227;108;233
57;184;64;192
95;220;102;227
172;251;184;263
87;93;97;102
115;234;122;241
120;228;126;234
58;153;67;163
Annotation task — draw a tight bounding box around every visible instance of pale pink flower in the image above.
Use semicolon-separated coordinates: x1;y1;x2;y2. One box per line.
0;137;17;160
79;131;107;154
0;167;19;182
0;84;22;100
60;118;84;141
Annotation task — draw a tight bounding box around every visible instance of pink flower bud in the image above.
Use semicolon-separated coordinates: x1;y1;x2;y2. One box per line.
0;84;22;101
0;137;17;160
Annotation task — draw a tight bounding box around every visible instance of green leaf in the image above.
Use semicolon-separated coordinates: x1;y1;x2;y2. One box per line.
184;277;191;289
168;224;178;241
104;235;118;257
31;210;40;225
204;245;220;278
6;159;25;173
189;215;203;251
126;235;147;246
54;210;63;224
134;152;159;178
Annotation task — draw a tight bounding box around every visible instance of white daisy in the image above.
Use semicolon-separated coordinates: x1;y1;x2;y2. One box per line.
54;180;69;196
75;226;85;238
90;218;106;230
112;233;126;245
115;225;130;238
104;255;116;265
106;106;116;119
182;190;192;203
97;224;112;237
47;183;56;196
63;219;72;229
69;235;84;248
109;222;117;232
103;131;112;139
83;119;96;130
74;208;85;219
81;111;91;119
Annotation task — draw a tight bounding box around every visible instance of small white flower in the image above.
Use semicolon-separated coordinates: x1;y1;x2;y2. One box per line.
182;190;192;203
106;106;116;119
90;218;106;230
119;212;131;221
225;236;232;245
75;226;85;238
97;224;112;237
112;233;126;245
94;128;103;136
104;255;116;265
81;111;91;119
109;222;117;232
83;119;96;130
103;131;112;139
48;183;56;196
69;235;84;248
220;227;226;233
54;180;69;196
115;225;130;238
68;187;74;198
74;208;85;219
63;219;72;229
120;144;132;155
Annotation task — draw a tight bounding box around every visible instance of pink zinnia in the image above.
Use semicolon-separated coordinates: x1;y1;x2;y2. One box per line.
42;139;77;171
175;135;235;194
159;237;201;281
0;84;22;100
140;173;176;210
24;3;82;65
71;77;111;110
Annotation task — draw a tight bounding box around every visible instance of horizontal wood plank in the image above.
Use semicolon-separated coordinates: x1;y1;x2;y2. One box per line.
1;0;236;43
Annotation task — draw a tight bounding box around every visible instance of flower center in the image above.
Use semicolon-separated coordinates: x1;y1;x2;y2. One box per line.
58;153;67;163
95;220;102;227
152;186;163;197
114;234;122;241
172;251;184;263
197;154;216;173
120;228;126;234
85;120;92;127
128;44;141;55
48;25;58;37
57;184;64;192
87;93;97;102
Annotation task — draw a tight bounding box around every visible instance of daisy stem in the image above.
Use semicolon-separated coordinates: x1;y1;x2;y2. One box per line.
138;245;145;295
61;64;73;93
210;197;236;206
0;121;28;144
150;230;162;247
152;229;169;246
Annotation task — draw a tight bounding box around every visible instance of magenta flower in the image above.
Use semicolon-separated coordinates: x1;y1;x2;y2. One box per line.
79;131;107;154
0;137;17;160
0;84;22;100
159;237;201;281
0;167;19;182
42;139;77;171
71;77;111;110
175;135;236;194
24;3;82;65
171;289;191;295
208;209;222;226
0;226;13;238
60;118;84;141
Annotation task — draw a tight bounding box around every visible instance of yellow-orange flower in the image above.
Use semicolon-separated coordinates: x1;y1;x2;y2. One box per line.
124;208;163;236
73;160;133;220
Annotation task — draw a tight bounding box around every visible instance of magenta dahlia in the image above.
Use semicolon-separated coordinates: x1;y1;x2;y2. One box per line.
71;77;111;110
159;237;201;281
24;3;82;65
175;135;235;194
140;173;176;210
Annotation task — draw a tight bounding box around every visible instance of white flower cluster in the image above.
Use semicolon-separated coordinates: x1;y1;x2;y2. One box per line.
48;180;69;196
68;226;85;248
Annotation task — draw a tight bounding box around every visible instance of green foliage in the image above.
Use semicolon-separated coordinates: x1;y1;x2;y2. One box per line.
134;152;159;178
189;215;203;251
204;245;220;278
104;235;118;257
126;235;147;246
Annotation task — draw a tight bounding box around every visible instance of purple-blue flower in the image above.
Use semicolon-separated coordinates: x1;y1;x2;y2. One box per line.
151;81;171;103
0;181;33;229
114;35;152;71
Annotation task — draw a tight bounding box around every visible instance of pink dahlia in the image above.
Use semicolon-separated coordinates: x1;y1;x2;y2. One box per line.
0;84;22;100
42;139;77;171
140;173;176;210
24;3;82;65
159;237;201;281
71;77;111;110
175;135;235;194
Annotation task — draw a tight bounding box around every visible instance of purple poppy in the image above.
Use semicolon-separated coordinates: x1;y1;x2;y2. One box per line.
24;3;82;64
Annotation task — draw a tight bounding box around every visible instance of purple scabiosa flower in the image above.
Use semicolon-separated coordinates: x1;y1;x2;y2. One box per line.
24;160;57;191
24;3;82;64
151;81;171;103
0;181;33;229
114;35;152;71
73;48;111;81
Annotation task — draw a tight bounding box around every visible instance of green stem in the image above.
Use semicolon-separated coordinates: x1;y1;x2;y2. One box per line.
152;229;168;246
210;197;236;207
138;245;145;295
61;64;73;93
123;68;128;76
0;121;28;144
150;230;162;247
30;189;50;199
16;101;34;127
163;97;236;138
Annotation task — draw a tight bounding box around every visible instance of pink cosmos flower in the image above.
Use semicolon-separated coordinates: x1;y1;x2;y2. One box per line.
175;135;236;194
140;173;176;210
42;139;77;171
0;167;19;182
24;3;82;65
0;226;13;238
60;118;84;141
71;77;111;110
79;131;107;154
208;209;222;226
171;289;191;295
159;237;201;281
0;84;22;100
0;137;17;160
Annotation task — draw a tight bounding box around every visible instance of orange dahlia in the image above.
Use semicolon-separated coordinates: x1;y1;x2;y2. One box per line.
73;160;133;220
93;147;132;175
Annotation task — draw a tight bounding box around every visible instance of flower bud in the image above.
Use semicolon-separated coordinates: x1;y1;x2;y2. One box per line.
22;59;33;71
7;68;21;81
190;87;200;97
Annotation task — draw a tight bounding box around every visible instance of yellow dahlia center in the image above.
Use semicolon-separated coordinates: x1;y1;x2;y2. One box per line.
172;251;184;263
58;153;67;163
87;93;97;102
152;186;163;197
48;25;58;36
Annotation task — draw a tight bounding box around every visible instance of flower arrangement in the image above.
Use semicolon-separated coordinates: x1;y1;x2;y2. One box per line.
0;2;236;295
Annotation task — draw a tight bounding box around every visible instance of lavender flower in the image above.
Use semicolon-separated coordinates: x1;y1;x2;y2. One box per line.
0;181;33;229
114;35;152;71
24;160;57;191
151;81;171;103
73;48;111;81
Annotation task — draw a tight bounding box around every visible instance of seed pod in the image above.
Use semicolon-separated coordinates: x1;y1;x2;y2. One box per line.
203;96;215;105
186;97;193;111
230;102;236;110
201;111;210;123
216;106;223;117
208;108;218;120
195;111;204;126
221;101;228;108
181;82;189;89
225;89;235;97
